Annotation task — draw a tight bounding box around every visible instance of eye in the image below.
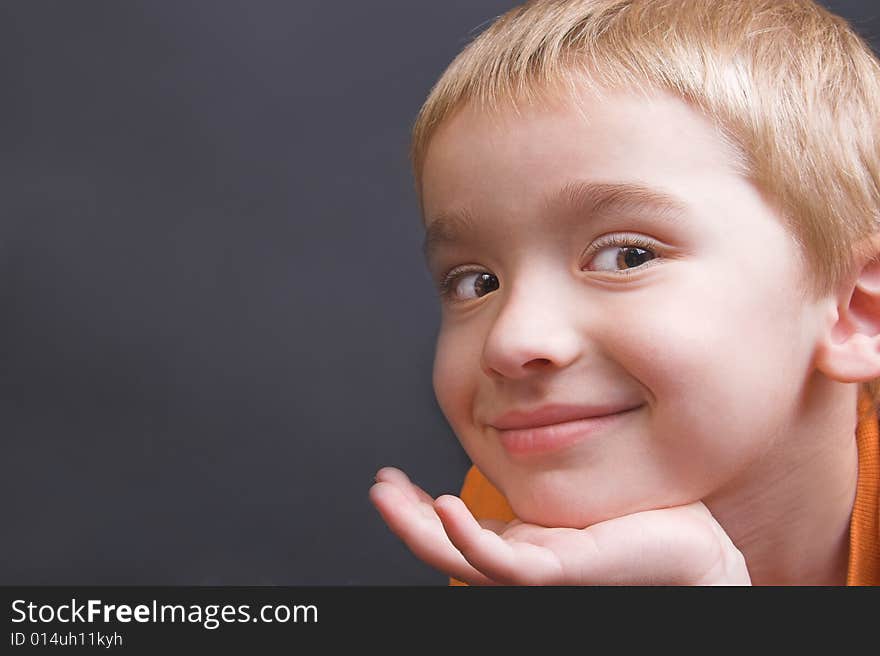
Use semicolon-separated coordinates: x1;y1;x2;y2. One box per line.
584;235;659;273
439;268;500;302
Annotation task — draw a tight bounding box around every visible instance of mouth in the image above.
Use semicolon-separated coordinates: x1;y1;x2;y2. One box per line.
491;404;644;457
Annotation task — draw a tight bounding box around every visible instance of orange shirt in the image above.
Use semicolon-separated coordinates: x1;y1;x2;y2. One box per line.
452;392;880;586
848;390;880;584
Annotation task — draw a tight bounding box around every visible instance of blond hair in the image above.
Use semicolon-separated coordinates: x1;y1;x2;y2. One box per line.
409;0;880;403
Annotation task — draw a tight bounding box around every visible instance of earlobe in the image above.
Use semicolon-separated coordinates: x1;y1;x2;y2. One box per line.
815;244;880;383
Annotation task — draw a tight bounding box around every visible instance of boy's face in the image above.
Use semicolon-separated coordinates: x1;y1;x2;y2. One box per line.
421;85;830;529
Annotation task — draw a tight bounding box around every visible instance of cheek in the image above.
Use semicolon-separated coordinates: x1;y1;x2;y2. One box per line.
605;263;811;466
432;323;481;427
611;257;807;389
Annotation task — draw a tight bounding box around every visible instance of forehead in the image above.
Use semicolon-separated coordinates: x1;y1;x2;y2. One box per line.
420;86;748;233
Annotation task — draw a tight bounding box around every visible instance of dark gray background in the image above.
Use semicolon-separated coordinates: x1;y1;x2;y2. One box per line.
2;1;877;585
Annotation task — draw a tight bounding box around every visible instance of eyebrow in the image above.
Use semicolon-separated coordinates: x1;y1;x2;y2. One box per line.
422;180;690;263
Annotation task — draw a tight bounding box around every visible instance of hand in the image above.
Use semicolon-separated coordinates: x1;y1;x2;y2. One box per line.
369;467;751;585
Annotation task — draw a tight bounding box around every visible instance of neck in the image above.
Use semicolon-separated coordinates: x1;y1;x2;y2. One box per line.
703;376;860;586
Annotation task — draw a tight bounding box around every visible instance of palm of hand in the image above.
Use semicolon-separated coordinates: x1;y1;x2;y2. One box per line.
369;467;750;585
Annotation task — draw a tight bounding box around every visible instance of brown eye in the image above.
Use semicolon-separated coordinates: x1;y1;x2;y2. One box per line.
448;271;499;301
588;243;658;272
620;246;656;269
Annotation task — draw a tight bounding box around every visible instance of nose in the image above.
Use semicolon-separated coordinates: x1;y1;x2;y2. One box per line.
480;277;583;380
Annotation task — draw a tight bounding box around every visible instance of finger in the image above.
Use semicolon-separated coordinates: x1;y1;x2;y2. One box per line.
386;472;507;537
434;495;561;585
374;467;435;506
477;518;507;533
369;482;496;585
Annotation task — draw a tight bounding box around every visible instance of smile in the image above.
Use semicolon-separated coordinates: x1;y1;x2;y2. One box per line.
492;404;644;457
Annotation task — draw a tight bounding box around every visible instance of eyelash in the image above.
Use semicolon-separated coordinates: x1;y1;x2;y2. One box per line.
437;233;662;302
583;233;662;273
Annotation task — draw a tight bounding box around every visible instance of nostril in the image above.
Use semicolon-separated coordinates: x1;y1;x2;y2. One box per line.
524;358;553;369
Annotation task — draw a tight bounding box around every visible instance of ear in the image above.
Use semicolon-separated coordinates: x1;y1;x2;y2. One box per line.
815;235;880;383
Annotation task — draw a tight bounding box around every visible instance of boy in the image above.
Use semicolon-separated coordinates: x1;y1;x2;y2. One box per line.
369;0;880;585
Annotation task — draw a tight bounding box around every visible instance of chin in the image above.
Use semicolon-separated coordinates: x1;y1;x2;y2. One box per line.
504;477;626;529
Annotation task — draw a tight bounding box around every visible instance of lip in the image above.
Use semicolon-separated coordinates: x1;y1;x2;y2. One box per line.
489;403;644;456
